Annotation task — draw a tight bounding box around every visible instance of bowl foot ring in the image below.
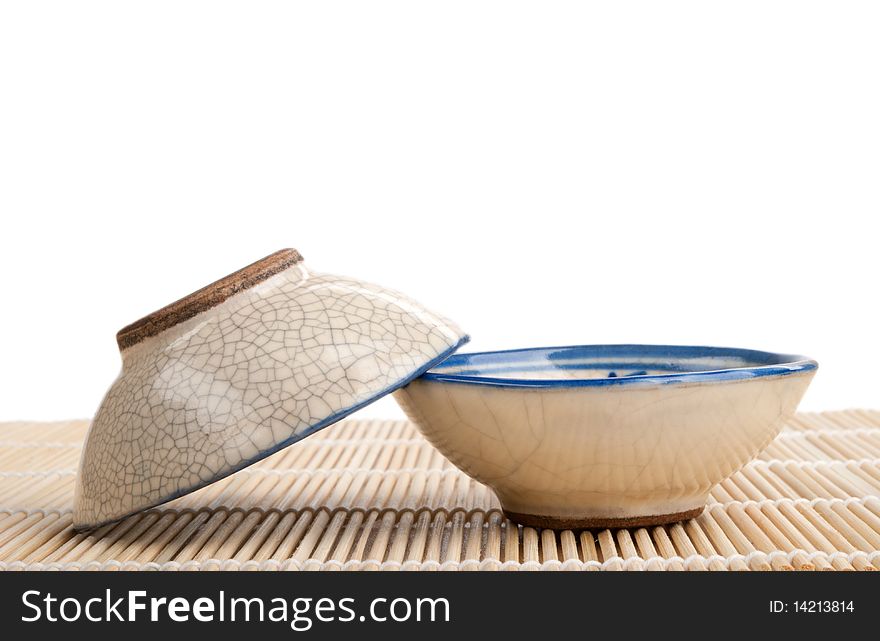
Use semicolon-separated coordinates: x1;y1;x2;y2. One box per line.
502;506;705;530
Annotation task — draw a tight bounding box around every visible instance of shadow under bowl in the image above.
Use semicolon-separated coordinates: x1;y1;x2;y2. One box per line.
393;344;817;529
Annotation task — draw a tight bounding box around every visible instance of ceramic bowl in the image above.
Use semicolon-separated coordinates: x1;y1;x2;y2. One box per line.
74;249;468;529
394;344;816;528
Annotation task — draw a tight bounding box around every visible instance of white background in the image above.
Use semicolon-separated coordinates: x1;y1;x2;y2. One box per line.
0;2;877;421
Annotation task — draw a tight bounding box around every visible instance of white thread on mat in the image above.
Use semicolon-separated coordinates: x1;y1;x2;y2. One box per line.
775;427;880;438
4;428;877;451
4;549;877;572
0;441;82;449
753;458;880;469
0;471;76;478
1;550;871;572
710;496;880;509
1;495;879;519
0;467;464;479
5;456;880;480
0;507;63;517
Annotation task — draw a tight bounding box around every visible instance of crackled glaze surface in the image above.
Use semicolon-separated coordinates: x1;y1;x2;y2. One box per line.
74;260;467;529
394;346;816;527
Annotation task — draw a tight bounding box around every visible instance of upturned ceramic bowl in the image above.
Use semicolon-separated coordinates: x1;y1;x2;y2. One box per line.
74;249;468;529
394;345;817;529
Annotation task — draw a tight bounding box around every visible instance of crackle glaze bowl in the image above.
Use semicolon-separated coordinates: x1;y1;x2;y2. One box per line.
394;345;817;529
74;249;468;529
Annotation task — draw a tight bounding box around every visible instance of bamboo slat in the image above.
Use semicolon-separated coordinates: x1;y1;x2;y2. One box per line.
0;411;879;571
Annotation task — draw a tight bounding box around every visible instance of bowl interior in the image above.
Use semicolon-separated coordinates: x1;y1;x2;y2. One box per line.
425;344;815;386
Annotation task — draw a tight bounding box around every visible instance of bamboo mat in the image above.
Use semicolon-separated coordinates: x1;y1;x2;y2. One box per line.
1;410;880;571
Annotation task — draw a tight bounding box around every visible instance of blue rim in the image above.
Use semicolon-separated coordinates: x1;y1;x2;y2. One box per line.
418;344;817;388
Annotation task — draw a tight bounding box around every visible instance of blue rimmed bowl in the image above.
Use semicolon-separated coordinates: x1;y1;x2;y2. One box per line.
394;345;817;529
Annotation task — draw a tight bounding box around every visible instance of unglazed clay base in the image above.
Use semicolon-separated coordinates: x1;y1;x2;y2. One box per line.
502;506;705;530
